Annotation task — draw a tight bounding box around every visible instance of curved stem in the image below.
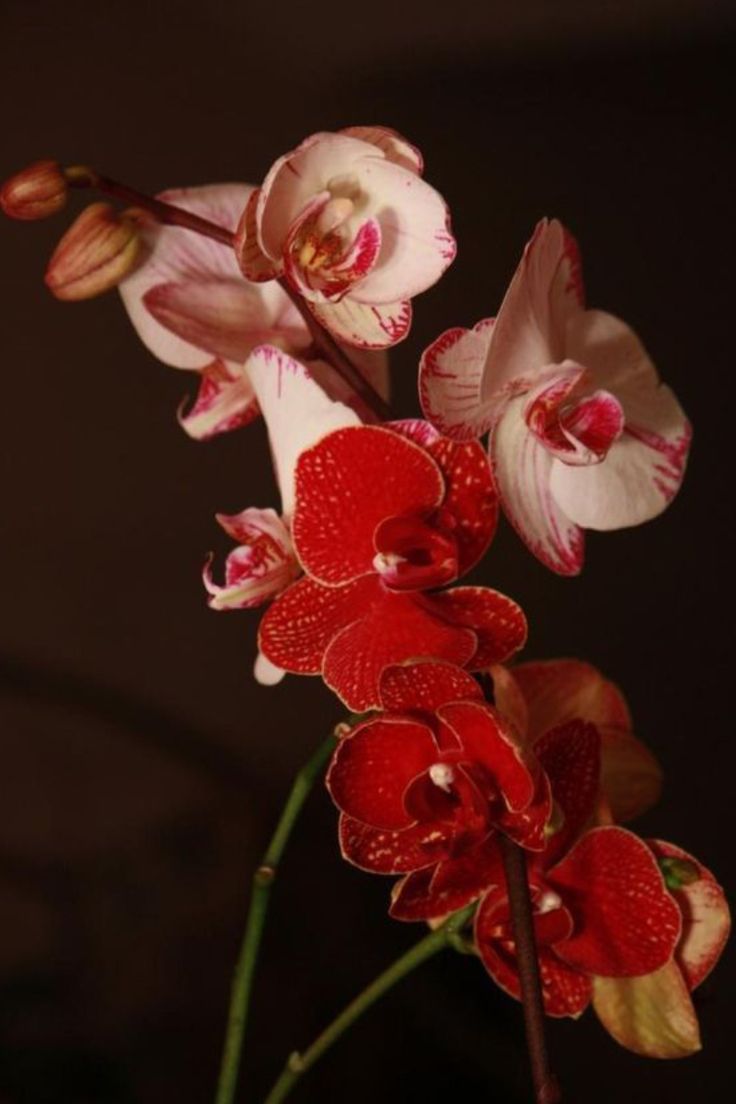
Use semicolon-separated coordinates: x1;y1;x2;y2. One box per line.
262;903;476;1104
214;731;339;1104
500;837;561;1104
62;166;390;421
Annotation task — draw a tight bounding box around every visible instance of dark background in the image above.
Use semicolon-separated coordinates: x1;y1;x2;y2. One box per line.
1;2;734;1101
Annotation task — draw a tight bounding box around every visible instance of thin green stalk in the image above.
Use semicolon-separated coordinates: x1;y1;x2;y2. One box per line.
215;731;339;1104
262;903;476;1104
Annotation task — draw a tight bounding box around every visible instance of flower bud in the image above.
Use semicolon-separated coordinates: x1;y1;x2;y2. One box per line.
45;202;144;301
1;159;68;220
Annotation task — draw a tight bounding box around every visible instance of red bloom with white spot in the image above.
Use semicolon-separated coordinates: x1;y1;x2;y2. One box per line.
326;661;551;920
258;421;526;711
419;219;691;574
236;127;456;349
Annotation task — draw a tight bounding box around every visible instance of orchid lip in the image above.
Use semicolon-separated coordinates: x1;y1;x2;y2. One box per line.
429;762;455;792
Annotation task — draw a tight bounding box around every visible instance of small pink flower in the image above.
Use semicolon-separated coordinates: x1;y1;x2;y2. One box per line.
419;219;691;574
236;127;456;349
203;509;298;611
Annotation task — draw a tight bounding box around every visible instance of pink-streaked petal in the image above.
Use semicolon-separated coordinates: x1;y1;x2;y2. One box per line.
345;157;456;304
475;885;591;1017
245;346;361;519
203;508;297;611
322;590;478;712
592;965;701;1058
258;574;380;674
293;426;443;584
253;651;286;686
535;720;601;862
327;717;438;829
427;586;528;669
338;815;450;875
177;360;258;441
438;701;536;813
482;218;584;399
491;395;584;575
391;837;504;921
234;187;281;281
549;827;682;977
310;296;412;349
524;364;624;465
340;126;424;174
378;660;483;714
648;840;730;991
419;319;497;440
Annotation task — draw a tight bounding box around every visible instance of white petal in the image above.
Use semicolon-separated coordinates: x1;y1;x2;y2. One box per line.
419;319;498;440
254;651;287;686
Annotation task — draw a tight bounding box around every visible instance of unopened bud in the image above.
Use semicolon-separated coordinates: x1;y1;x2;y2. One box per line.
45;202;143;301
1;159;68;220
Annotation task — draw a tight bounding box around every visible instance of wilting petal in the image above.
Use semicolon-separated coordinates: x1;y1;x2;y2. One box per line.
599;732;662;823
488;665;529;741
327;717;438;829
419;319;497;440
491;395;584;575
438;702;537;813
310;296;412;349
511;659;631;738
245;346;361;519
391;836;504;921
475;885;591;1017
203;508;297;610
549;827;681;977
322;589;478;712
427;586;528;668
339;814;449;874
340;126;423;174
178;360;258;441
535;721;601;862
292;425;444;584
379;660;482;714
259;574;380;674
592;964;701;1058
648;840;730;991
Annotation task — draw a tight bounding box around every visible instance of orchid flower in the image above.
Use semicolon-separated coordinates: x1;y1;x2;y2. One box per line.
236;127;456;349
419;219;691;574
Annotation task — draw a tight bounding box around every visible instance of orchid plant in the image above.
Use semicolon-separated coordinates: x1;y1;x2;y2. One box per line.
2;128;728;1104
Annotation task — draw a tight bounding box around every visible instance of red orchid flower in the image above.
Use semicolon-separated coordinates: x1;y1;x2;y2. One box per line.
326;660;551;920
258;421;526;711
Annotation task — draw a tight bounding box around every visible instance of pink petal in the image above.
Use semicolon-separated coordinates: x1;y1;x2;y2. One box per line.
234;187;281;281
203;508;297;610
592;964;701;1058
292;426;444;585
245;345;361;519
549;827;682;977
419;319;497;440
490;394;584;575
177;359;258;441
340;126;424;174
310;296;412;349
648;840;730;991
322;589;478;712
427;585;528;668
378;660;483;714
327;717;438;829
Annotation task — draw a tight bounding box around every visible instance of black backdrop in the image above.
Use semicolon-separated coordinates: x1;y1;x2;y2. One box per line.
1;3;734;1102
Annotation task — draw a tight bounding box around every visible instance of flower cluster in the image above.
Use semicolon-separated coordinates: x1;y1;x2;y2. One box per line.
3;125;727;1073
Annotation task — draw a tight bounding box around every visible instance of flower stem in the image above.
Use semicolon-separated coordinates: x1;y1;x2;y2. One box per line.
261;903;476;1104
500;836;561;1104
62;166;390;421
214;731;339;1104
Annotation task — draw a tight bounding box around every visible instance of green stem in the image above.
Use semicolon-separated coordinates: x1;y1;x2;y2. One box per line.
262;903;476;1104
214;731;339;1104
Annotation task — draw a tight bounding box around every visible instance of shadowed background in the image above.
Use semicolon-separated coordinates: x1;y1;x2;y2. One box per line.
1;2;734;1101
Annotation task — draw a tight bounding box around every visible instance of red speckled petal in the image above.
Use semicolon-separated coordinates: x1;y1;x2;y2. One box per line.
391;836;504;921
592;964;701;1058
338;815;450;875
548;827;682;977
292;426;444;584
327;717;437;829
378;660;482;713
647;840;730;991
427;436;499;574
322;589;477;712
475;885;591;1017
258;574;380;674
438;701;536;813
535;720;601;862
427;586;528;668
